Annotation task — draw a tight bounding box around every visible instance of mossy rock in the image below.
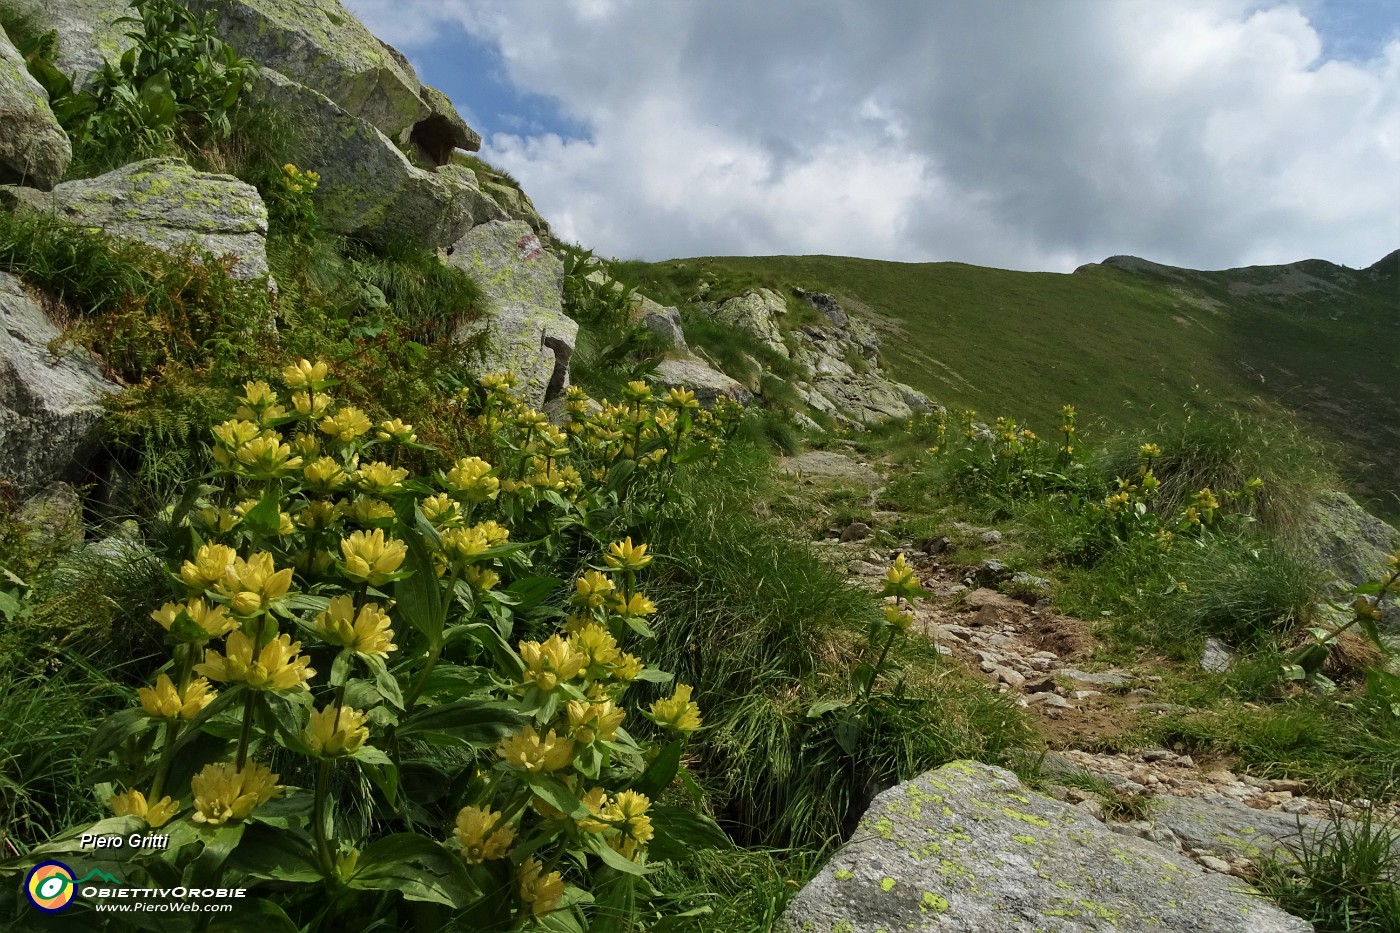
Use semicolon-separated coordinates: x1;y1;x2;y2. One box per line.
0;29;71;188
780;761;1310;933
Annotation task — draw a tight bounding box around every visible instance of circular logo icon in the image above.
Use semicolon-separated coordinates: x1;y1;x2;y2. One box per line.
25;861;77;913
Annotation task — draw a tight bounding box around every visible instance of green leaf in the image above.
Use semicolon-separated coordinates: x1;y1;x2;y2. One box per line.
84;707;156;760
362;652;405;709
583;832;649;876
647;805;732;862
635;740;682;799
187;822;245;888
347;833;478;908
226;823;322;883
360;755;399;806
630;667;673;684
208;898;301;933
504;575;561;612
330;648;353;688
528;775;587;820
393;503;445;647
397;699;525;747
352;744;392;767
807;699;849;718
239;485;283;537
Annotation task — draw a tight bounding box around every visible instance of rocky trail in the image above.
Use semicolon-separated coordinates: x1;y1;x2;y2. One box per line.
783;448;1400;891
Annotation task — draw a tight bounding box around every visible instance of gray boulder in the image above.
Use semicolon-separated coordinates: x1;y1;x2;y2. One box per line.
634;295;686;350
181;0;428;140
35;158;270;281
0;29;72;189
447;220;575;409
780;761;1309;933
249;67;499;247
653;355;752;407
1150;795;1343;863
481;179;551;238
5;0;133;91
0;272;119;494
1309;490;1398;587
711;288;789;358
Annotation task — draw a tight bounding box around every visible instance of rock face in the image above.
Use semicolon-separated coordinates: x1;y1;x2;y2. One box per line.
712;288;789;357
696;287;933;426
249;67;499;247
182;0;427;140
780;761;1310;933
653;356;752;407
0;29;72;189
0;272;119;494
32;158;270;280
5;0;133;91
447;220;576;409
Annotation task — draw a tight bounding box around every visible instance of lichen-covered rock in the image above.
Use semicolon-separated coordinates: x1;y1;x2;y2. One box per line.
653;355;752;407
181;0;428;139
811;374;924;425
5;0;134;91
447;220;575;409
249;67;497;247
1150;795;1339;863
38;158;270;280
0;272;119;494
410;84;481;166
711;288;789;358
1309;490;1398;587
481;180;552;238
0;30;72;189
780;761;1310;933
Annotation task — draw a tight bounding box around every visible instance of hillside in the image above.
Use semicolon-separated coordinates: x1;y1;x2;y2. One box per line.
619;249;1400;514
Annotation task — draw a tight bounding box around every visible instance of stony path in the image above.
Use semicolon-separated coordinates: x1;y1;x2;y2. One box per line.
809;509;1400;881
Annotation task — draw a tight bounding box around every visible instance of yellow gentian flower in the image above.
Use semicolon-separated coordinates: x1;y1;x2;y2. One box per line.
454;806;515;863
195;631;315;692
109;789;178;828
340;529;407;585
190;761;281;826
648;683;702;734
303;704;370;757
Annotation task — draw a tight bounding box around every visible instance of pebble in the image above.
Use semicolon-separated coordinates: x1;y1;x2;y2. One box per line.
1197;855;1232;873
847;560;885;576
995;667;1026;689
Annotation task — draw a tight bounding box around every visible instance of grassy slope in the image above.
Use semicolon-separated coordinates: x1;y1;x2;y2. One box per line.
617;249;1400;515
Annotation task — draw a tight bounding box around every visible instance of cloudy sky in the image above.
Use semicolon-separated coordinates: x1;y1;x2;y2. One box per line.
345;0;1399;273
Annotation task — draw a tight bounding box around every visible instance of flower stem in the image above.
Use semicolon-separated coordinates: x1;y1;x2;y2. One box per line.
148;719;181;801
234;689;257;770
313;758;336;880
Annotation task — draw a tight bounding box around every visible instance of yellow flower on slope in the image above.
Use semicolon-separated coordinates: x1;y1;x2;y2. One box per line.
109;789;178;829
573;570;615;608
139;674;216;720
497;724;574;773
648;683;702;734
340;529;407;585
303;704;370;757
216;551;295;616
179;544;240;592
567;699;625;744
314;595;397;658
518;857;565;917
283;358;330;390
604;537;651;572
150;598;236;643
519;635;586;691
190;761;281;826
604;790;654;861
319;407;373;442
196;631;315;692
453;806;515;864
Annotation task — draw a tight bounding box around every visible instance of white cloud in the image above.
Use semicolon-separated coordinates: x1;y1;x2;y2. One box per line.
345;0;1400;271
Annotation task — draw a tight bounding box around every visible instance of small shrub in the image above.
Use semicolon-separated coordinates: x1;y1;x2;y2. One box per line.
53;0;258;173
